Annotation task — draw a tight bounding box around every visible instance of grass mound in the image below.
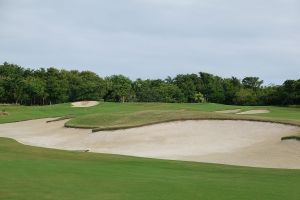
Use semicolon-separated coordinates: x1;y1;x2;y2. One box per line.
65;108;300;131
65;110;252;131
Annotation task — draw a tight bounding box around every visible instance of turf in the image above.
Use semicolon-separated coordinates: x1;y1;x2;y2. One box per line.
1;137;300;200
0;103;300;199
1;103;300;129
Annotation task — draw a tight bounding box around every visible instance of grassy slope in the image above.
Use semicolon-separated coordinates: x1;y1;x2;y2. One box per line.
1;137;300;200
1;103;300;130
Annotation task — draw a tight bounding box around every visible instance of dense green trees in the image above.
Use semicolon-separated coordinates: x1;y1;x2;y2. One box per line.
105;75;133;102
0;63;106;105
242;77;263;90
223;77;241;104
0;62;299;105
67;70;106;102
132;79;184;103
173;74;198;102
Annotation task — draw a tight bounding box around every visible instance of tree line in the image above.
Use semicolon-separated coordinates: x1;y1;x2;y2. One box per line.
0;62;299;105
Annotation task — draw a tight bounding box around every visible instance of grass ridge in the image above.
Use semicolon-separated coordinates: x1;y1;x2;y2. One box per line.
90;117;300;132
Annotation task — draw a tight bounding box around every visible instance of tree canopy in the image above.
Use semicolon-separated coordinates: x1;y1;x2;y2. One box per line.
0;62;299;106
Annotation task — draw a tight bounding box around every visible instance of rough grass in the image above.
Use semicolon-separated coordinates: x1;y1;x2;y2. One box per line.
0;137;300;200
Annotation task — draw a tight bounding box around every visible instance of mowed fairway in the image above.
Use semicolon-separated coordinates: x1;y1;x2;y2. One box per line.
1;138;300;200
0;102;300;200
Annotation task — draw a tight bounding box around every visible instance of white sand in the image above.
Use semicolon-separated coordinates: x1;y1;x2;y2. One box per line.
0;119;299;169
215;109;241;113
237;110;270;114
71;101;99;107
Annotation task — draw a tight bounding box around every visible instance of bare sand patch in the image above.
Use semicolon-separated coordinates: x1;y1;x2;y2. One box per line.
215;109;241;114
236;109;270;115
0;119;299;169
71;101;99;107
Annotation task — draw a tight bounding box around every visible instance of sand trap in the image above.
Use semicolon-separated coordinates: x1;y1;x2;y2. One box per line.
71;101;99;107
0;119;299;169
215;109;241;114
237;110;270;114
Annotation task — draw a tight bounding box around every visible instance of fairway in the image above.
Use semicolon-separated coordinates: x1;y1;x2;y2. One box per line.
1;137;300;200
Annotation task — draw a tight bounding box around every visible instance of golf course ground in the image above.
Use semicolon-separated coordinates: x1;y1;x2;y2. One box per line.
0;102;300;199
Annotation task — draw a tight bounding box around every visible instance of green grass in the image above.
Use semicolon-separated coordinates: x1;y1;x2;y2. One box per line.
1;103;300;130
0;103;300;199
0;102;241;124
1;137;300;200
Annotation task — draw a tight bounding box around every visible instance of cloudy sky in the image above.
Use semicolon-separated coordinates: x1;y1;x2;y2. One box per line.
0;0;299;84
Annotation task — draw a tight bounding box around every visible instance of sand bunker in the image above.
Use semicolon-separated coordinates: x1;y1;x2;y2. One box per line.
237;110;270;115
215;109;241;114
0;119;299;169
71;101;99;107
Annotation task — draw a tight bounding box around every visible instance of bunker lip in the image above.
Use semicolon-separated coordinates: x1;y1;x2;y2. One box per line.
71;101;99;107
0;119;299;169
237;110;270;115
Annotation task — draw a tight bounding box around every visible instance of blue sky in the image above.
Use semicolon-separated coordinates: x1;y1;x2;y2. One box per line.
0;0;299;84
